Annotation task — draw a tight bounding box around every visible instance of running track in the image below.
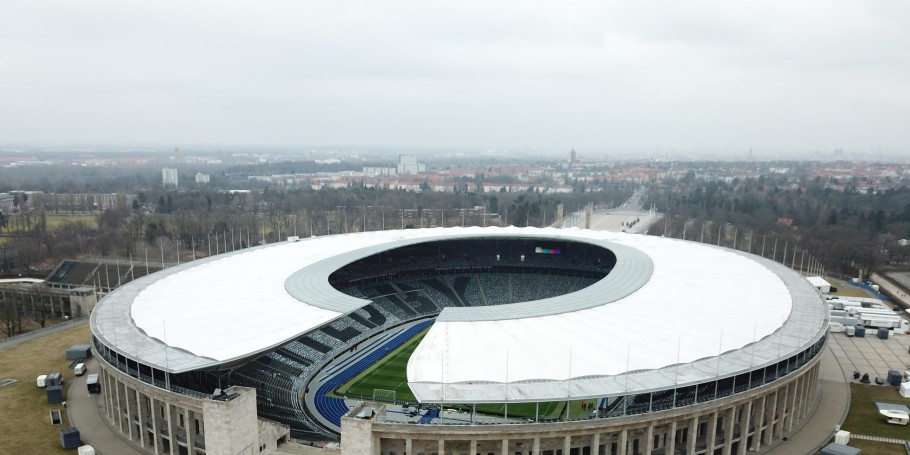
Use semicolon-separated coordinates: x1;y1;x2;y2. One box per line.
314;320;434;427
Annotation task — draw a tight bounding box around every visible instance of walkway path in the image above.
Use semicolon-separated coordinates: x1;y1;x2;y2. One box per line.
66;358;145;455
850;433;910;444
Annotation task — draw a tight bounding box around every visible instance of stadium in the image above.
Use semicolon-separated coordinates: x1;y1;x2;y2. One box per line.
89;226;827;455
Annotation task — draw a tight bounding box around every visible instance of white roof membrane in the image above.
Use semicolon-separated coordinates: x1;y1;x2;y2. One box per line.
91;226;826;397
407;232;827;402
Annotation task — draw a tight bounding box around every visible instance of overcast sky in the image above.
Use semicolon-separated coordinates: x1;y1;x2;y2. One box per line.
1;0;908;152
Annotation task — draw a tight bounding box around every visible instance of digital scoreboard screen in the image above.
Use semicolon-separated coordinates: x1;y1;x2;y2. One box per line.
534;247;561;255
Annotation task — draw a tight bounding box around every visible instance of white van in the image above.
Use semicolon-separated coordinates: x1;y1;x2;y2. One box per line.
37;374;48;388
74;363;86;376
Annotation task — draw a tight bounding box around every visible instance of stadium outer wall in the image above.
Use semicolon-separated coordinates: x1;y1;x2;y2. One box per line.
341;352;822;455
91;347;292;455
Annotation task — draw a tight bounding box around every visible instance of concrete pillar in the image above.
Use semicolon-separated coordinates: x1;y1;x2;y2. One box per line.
750;397;765;452
563;435;571;455
706;411;718;453
167;403;179;455
764;391;777;445
532;437;540;455
438;439;445;455
644;425;654;455
806;366;819;415
406;438;413;455
500;439;508;455
471;439;478;455
737;400;752;455
126;387;136;441
778;382;790;436
786;379;799;432
113;379;124;432
687;416;698;454
105;370;116;423
618;430;628;455
722;407;735;455
592;433;600;455
148;396;160;455
666;421;677;455
136;390;147;448
796;374;808;421
184;408;196;452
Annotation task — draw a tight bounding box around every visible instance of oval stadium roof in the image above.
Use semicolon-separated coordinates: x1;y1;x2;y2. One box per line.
90;226;827;403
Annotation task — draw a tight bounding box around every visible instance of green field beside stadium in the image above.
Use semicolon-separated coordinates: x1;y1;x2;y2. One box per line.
335;327;599;420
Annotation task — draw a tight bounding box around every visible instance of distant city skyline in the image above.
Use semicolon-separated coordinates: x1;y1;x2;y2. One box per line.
2;1;908;152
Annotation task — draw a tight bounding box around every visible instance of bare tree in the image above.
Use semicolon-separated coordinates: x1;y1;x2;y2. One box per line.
31;285;52;329
0;292;24;338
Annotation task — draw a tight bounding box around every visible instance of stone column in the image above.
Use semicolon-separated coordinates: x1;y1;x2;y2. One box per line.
167;403;179;455
618;429;628;455
532;437;540;455
184;408;196;452
721;407;736;455
105;370;116;423
592;433;600;455
666;421;677;455
406;438;413;455
737;400;752;455
113;379;124;431
644;425;654;455
763;391;777;445
786;379;799;432
136;390;147;448
750;397;765;452
706;411;718;453
148;396;161;455
687;416;698;454
797;374;809;421
125;386;134;440
777;382;790;437
563;435;571;455
438;439;445;455
500;439;508;455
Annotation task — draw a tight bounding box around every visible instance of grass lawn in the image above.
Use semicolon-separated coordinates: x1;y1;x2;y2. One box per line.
3;214;98;233
0;323;92;455
826;277;875;298
845;439;907;454
841;383;910;440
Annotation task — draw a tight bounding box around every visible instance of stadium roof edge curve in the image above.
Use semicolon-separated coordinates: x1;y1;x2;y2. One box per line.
90;226;828;403
285;231;653;321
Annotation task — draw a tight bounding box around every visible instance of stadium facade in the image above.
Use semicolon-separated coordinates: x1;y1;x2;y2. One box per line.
89;227;828;455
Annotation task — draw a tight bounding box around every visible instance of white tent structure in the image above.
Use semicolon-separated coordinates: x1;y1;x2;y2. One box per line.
807;276;832;293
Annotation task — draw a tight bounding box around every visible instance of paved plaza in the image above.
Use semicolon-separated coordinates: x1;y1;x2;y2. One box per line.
829;330;910;381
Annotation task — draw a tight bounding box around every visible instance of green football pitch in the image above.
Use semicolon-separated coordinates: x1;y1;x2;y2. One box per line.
334;328;427;402
334;327;599;420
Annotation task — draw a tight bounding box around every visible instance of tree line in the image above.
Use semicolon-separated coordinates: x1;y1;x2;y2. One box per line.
645;170;910;279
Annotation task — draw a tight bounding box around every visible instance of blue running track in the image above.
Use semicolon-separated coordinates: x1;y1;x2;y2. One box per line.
418;408;439;423
314;320;434;427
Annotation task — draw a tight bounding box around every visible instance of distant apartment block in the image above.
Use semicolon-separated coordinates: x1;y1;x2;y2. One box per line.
195;172;210;185
162;167;179;189
363;167;396;176
396;155;425;175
